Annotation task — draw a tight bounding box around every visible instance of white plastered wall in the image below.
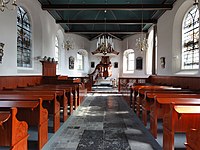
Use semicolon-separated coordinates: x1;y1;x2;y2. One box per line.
120;34;149;78
61;33;90;77
0;6;17;75
1;0;197;77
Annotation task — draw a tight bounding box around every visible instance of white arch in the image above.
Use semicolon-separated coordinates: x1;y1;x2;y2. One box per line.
55;29;64;73
172;0;194;73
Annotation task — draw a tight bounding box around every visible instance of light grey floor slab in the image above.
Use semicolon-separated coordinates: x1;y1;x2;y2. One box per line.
42;93;161;150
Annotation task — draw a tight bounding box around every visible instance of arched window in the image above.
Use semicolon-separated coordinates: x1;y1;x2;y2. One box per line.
55;36;59;70
123;49;135;73
182;6;199;69
77;51;84;70
17;6;32;68
127;52;134;71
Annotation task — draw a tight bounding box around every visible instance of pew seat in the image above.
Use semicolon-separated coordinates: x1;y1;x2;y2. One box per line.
162;103;200;150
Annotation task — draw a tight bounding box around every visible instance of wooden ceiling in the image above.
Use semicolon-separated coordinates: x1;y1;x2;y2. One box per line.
38;0;177;40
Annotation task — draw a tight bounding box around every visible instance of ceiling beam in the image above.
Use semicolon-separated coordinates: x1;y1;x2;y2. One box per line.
42;4;172;11
56;19;157;24
64;31;147;34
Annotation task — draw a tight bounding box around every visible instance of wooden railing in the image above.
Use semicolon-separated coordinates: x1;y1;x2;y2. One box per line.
67;76;91;92
118;77;149;92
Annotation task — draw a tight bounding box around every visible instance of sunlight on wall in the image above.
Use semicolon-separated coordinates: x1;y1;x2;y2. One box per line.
146;29;153;75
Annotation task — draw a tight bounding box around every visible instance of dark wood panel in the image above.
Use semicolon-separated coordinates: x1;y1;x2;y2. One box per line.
0;76;42;90
149;75;200;90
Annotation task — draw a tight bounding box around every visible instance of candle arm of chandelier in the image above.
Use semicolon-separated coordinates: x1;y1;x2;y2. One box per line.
92;42;119;55
63;40;73;51
0;0;17;12
92;34;119;55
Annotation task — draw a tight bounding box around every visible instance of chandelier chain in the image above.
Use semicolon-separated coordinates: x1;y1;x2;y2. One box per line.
135;0;148;52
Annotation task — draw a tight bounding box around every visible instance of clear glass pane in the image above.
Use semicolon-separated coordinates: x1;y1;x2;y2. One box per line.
77;53;83;70
127;52;134;71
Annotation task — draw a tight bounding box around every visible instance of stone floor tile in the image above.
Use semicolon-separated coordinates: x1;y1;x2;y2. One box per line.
43;94;162;150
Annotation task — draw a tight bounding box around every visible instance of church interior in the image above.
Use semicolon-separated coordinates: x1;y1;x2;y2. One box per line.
1;0;200;150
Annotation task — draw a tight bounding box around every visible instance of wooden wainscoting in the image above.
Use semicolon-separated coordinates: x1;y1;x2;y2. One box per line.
149;75;200;91
0;76;42;90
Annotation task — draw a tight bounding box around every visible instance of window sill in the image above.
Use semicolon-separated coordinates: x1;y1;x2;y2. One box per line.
77;69;84;72
175;70;199;76
123;70;134;74
17;67;34;70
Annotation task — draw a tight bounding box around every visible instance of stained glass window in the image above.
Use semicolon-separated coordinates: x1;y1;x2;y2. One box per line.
17;6;32;68
182;6;199;69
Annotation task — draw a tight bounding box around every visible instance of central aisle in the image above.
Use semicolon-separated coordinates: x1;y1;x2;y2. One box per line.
43;93;161;150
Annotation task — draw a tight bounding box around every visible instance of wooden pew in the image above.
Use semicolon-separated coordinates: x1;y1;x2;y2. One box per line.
61;82;81;106
61;78;86;105
15;87;69;121
40;84;79;109
0;99;48;150
42;76;83;105
28;84;77;114
0;92;60;132
130;84;154;110
163;104;200;150
150;95;200;138
142;90;194;126
135;86;181;117
185;128;200;150
131;85;173;112
0;108;28;150
0;91;60;132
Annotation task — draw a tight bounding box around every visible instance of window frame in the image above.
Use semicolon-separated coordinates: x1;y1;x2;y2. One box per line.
127;52;135;71
123;49;135;73
17;6;32;68
55;36;59;70
181;5;199;70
